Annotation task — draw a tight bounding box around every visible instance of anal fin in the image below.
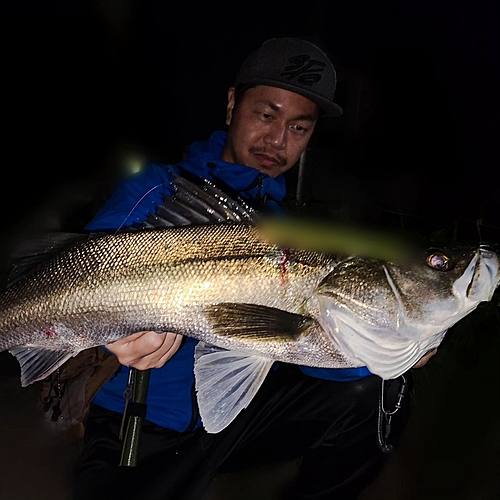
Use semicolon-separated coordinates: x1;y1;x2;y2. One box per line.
8;346;77;387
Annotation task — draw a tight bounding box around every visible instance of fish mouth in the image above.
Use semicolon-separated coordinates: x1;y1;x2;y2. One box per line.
453;247;499;302
479;244;500;259
478;246;500;296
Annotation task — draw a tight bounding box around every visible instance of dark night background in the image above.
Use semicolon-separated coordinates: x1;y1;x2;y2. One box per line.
1;1;499;499
2;0;499;245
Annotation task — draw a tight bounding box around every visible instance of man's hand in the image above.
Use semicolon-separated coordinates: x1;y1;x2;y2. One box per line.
412;348;438;369
106;331;183;370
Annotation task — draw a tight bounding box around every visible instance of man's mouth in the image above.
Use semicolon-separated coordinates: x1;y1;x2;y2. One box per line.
252;151;285;169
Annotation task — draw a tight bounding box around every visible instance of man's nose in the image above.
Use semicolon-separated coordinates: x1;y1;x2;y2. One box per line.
264;122;286;149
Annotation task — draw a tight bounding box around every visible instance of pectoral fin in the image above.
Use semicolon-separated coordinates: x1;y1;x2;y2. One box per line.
9;346;76;387
205;303;314;341
194;342;274;433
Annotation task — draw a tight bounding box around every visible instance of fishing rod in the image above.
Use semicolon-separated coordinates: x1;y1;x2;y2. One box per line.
119;367;150;467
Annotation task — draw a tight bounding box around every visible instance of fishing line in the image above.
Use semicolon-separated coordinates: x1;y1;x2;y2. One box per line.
111;182;168;465
114;183;166;234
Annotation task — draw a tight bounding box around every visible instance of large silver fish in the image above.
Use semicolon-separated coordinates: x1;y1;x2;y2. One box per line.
0;217;498;432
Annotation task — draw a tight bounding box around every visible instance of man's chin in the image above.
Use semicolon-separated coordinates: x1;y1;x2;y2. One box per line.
255;166;281;178
248;161;288;178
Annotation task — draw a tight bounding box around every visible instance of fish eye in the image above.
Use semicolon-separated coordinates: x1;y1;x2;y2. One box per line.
426;251;451;271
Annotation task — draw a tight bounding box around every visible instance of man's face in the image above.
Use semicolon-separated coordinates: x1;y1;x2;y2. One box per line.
222;85;319;177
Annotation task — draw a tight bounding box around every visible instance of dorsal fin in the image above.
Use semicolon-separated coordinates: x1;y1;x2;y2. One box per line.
143;172;257;229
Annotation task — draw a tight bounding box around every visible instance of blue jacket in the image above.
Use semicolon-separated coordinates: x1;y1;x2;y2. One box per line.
87;131;370;431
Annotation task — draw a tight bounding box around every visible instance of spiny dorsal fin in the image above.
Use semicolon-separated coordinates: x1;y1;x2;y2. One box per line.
143;172;256;229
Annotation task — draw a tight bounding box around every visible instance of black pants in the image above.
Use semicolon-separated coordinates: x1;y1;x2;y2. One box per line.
72;365;411;500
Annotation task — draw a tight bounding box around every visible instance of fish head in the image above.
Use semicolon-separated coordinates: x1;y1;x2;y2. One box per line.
312;245;500;379
385;245;499;336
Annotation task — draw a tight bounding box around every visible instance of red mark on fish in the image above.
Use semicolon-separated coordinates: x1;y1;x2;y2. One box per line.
44;325;58;339
279;249;295;285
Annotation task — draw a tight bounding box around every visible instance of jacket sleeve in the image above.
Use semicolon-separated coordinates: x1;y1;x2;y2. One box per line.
85;164;177;232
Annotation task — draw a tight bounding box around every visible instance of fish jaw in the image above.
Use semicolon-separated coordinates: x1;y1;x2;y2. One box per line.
463;246;500;302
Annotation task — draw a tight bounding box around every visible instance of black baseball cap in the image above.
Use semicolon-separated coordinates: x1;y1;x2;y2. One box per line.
234;37;343;118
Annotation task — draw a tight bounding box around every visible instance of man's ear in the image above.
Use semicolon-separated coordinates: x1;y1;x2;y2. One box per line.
226;87;236;126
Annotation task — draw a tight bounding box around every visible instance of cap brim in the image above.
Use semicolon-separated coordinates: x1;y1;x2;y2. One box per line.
250;79;343;118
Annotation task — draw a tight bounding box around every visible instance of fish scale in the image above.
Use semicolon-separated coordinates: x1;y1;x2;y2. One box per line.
0;223;335;351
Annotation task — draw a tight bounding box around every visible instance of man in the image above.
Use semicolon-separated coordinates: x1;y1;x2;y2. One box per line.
71;37;436;500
